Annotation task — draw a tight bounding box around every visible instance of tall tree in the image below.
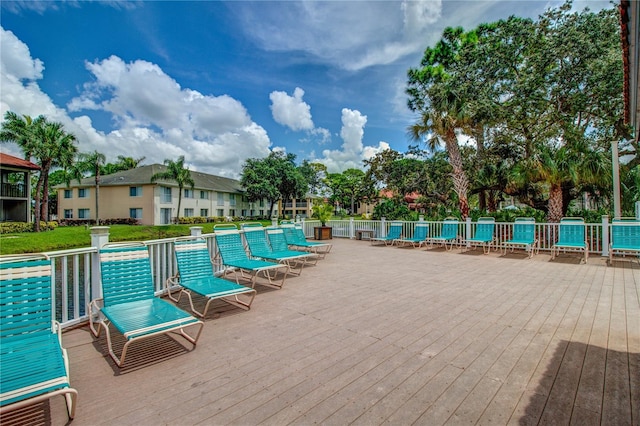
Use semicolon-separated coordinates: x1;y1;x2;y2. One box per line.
73;150;106;224
1;112;77;230
150;156;194;222
407;27;476;219
240;152;308;217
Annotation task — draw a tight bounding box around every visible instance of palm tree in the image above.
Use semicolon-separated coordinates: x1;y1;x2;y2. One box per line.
1;112;77;231
409;93;471;219
74;151;106;225
150;156;194;222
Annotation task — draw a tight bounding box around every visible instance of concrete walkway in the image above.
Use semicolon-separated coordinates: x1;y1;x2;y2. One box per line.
3;238;638;425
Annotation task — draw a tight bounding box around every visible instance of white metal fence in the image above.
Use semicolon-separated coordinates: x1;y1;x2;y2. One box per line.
34;216;627;330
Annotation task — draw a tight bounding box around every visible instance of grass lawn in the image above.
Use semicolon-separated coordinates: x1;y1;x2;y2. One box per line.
0;221;273;255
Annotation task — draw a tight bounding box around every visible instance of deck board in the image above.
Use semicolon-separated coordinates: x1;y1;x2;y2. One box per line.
3;238;637;426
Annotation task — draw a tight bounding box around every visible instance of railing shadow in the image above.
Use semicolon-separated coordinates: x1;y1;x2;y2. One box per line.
520;340;638;425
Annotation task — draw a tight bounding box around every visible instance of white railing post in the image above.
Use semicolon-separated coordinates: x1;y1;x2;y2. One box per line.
349;217;355;239
381;217;387;238
90;226;110;301
465;217;472;247
601;215;609;257
190;226;202;237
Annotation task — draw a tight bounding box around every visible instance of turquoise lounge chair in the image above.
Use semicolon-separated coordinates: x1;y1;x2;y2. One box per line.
266;227;318;265
551;217;589;263
89;243;204;367
242;223;314;275
213;224;289;289
280;223;332;258
0;255;78;419
608;218;640;265
425;218;459;251
461;217;495;254
501;217;539;258
167;238;257;317
370;221;403;246
396;222;429;248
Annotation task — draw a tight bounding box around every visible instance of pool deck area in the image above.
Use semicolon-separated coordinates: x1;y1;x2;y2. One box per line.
3;238;638;425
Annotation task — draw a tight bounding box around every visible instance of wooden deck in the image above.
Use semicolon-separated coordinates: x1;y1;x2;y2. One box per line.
3;239;638;425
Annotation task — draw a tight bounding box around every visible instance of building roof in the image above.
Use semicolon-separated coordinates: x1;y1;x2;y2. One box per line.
57;164;243;193
0;152;40;170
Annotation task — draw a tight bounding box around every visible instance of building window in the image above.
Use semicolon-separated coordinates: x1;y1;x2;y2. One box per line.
217;193;224;206
229;209;236;217
200;209;208;217
161;187;172;203
217;209;224;217
259;209;264;217
259;200;264;207
184;208;194;217
78;188;88;198
229;194;236;206
64;189;72;199
129;208;142;219
64;209;73;219
199;190;208;200
129;186;142;197
184;189;194;199
160;208;172;225
78;208;90;219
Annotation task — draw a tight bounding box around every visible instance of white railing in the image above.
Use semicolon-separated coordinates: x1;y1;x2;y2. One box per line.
20;216;626;330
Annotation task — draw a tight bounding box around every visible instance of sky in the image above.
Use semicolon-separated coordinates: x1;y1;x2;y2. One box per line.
0;0;613;179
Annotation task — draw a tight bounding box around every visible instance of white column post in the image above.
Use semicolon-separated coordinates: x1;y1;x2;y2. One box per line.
465;217;472;248
601;216;609;257
349;217;355;239
190;226;202;237
90;226;110;301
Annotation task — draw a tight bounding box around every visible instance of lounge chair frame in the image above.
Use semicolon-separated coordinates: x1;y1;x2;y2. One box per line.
0;254;78;419
370;221;403;246
461;217;495;254
242;224;312;276
396;223;429;248
213;225;289;289
551;217;589;263
608;218;640;265
166;238;257;317
501;217;539;258
425;218;459;251
89;243;204;367
280;223;332;258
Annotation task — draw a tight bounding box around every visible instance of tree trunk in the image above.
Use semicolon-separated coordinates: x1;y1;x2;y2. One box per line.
547;184;563;223
176;188;182;223
40;164;51;223
33;171;45;232
445;129;470;219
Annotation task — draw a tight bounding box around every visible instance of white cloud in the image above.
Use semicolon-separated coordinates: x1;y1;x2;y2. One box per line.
1;28;272;178
235;0;442;71
270;87;314;131
316;108;389;172
270;86;332;146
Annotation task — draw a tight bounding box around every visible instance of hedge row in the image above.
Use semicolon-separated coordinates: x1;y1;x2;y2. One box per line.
0;221;58;234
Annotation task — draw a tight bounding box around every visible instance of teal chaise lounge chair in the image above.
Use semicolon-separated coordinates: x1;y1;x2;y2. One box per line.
280;222;332;258
370;221;403;246
241;223;315;276
551;217;589;263
0;255;78;420
425;218;459;251
89;243;204;367
501;217;539;258
266;227;319;265
608;218;640;265
461;217;495;254
167;238;257;317
213;224;289;289
396;222;429;248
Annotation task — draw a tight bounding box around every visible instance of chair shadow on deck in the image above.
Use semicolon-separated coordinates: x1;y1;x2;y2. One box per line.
90;327;195;375
520;341;639;425
0;401;55;426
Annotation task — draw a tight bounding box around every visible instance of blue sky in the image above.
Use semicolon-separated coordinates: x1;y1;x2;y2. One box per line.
1;0;612;178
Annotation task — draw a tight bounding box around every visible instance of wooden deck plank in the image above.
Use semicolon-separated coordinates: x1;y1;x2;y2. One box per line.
12;239;636;426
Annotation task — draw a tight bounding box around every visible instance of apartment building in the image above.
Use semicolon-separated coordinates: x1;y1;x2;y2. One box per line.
56;164;274;225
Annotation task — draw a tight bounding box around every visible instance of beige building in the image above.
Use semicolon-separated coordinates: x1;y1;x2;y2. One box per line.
56;164;276;225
